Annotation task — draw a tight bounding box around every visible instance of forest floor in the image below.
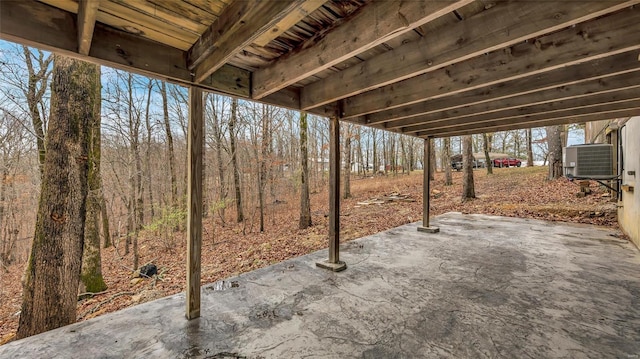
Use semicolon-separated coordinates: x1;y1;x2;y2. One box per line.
0;166;624;344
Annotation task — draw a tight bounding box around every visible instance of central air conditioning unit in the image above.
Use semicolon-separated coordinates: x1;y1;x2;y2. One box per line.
563;144;613;179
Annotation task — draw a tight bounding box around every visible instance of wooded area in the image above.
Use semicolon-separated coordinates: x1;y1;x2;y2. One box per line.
0;44;574;339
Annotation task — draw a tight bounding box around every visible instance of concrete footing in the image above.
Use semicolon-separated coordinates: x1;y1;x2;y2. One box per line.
417;225;440;233
315;260;347;272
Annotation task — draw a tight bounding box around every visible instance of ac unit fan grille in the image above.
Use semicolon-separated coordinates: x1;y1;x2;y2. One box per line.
576;147;612;177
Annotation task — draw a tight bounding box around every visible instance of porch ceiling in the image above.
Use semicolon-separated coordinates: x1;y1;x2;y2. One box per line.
1;0;640;137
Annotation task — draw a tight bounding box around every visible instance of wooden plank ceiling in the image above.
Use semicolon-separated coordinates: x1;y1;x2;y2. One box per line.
1;0;640;138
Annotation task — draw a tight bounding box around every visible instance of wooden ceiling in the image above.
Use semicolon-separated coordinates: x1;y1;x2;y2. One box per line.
1;0;640;138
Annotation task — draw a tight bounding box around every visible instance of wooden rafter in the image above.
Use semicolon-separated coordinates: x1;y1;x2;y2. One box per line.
419;108;640;138
340;7;640;119
189;0;309;83
76;0;100;55
252;0;328;47
363;51;640;126
404;89;640;134
300;0;640;110
252;0;474;100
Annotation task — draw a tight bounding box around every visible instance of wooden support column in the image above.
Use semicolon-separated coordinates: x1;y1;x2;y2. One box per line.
316;116;347;272
418;138;440;233
186;87;204;319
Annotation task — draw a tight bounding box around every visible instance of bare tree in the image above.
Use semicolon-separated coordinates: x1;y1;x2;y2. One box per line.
80;63;107;294
160;81;178;207
17;56;93;339
443;137;452;185
229;98;243;222
482;133;493;175
546;125;563;179
526;128;534;167
299;112;312;229
461;135;476;202
343;123;352;199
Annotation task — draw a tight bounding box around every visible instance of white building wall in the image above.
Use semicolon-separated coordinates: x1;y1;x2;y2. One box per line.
619;117;640;248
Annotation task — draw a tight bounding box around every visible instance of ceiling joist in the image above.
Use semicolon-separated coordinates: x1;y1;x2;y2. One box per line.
76;0;100;55
252;0;474;100
300;0;639;110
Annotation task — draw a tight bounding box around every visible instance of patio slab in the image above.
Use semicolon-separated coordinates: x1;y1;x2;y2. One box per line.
2;212;639;358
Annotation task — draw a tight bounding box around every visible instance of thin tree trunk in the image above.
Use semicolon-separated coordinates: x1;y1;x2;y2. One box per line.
343;124;351;199
229;98;243;222
143;80;155;220
101;195;111;248
461;135;476;202
299;112;312;229
443;137;452;185
210;96;227;223
22;46;52;176
17;56;92;339
483;133;493;175
258;105;270;232
81;64;107;294
160;82;178;206
527;128;534;167
546;125;563;179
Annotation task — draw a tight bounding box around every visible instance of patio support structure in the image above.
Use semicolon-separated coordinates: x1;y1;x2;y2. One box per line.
418;137;440;233
316;115;347;272
186;87;204;319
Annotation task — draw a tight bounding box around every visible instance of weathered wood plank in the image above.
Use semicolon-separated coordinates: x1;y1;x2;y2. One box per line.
421;108;640;138
364;51;640;126
300;0;639;110
389;71;640;130
253;0;328;47
404;89;640;134
77;0;100;55
186;86;204;320
416;102;640;137
252;0;474;100
341;7;640;118
0;0;250;98
189;0;304;82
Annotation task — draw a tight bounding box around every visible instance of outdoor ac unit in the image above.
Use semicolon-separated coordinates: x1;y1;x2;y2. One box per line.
563;144;613;179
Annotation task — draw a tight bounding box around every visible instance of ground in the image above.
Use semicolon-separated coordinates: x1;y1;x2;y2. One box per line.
2;213;638;358
0;166;622;344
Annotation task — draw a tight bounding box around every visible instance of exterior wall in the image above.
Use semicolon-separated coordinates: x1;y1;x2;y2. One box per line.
585;120;612;143
619;117;640;248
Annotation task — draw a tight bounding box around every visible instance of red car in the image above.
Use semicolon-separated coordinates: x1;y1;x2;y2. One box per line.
492;158;522;168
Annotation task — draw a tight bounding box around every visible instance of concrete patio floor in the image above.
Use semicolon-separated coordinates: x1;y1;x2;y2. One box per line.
2;212;639;358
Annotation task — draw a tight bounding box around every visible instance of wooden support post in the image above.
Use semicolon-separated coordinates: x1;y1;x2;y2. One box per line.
316;116;347;272
418;138;440;233
186;87;203;319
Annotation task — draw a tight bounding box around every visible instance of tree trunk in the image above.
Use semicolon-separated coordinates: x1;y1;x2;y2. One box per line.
81;64;107;294
527;128;534;167
343;124;351;199
143;80;155;220
443;137;452;185
258;105;270;233
429;139;436;180
209;95;227;223
160;82;178;207
229;98;243;222
17;56;92;339
461;135;476;202
101;195;111;248
299;112;312;229
546;125;563;179
22;46;52;176
482;133;493;175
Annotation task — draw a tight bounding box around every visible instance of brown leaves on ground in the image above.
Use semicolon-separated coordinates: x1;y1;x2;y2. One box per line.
0;166;620;343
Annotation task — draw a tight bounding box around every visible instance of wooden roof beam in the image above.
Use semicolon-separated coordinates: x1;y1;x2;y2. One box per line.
300;0;639;110
415;102;640;137
364;51;640;126
252;0;474;100
418;109;640;138
189;0;309;83
0;0;249;97
339;7;640;119
387;69;640;130
76;0;100;55
253;0;328;47
404;88;640;134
